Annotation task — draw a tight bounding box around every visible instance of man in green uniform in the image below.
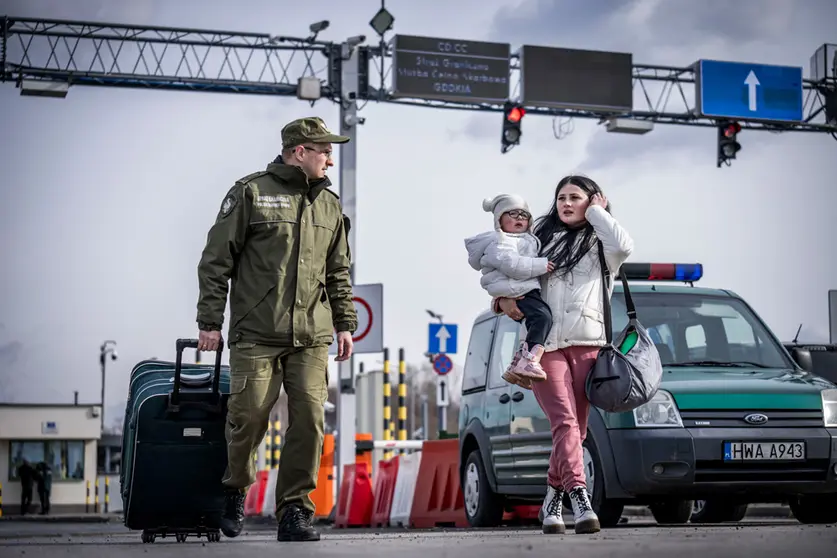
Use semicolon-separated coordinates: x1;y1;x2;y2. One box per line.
195;116;357;542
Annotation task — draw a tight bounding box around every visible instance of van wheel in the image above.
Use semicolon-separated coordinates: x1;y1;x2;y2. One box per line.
789;494;837;524
462;449;505;527
650;499;694;524
583;438;624;528
691;500;748;523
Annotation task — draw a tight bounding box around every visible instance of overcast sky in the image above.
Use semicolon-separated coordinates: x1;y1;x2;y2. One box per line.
1;0;835;423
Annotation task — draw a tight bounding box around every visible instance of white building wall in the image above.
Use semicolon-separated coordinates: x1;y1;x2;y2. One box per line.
0;405;102;515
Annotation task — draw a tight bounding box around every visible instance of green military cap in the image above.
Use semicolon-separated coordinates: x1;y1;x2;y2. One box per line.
282;116;350;148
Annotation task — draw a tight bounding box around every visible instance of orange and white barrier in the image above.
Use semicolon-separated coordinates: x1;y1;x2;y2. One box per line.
388;451;422;527
246;436;533;529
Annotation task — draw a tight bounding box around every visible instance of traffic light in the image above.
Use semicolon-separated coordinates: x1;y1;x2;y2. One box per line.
717;120;742;167
501;101;525;153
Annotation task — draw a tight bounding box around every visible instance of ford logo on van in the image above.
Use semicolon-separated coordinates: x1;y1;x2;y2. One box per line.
744;413;769;425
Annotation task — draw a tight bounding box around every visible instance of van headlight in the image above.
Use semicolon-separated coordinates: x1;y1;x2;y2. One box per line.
633;390;683;427
822;389;837;427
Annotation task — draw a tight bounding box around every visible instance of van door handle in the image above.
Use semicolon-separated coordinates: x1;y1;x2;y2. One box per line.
499;394;510;404
512;392;525;402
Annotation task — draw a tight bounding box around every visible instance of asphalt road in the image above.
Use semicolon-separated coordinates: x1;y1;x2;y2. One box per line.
1;519;835;558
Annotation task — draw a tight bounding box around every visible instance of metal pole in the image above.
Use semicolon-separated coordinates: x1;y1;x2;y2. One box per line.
98;340;116;437
439;406;447;438
99;353;106;434
335;39;360;493
421;395;428;440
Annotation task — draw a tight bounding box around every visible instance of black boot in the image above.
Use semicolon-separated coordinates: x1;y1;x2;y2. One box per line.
220;488;246;538
276;504;320;542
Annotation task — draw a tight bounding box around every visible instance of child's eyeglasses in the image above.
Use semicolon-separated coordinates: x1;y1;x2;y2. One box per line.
506;210;531;220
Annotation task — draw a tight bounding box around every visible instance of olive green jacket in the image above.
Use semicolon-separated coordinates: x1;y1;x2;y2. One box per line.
196;162;357;347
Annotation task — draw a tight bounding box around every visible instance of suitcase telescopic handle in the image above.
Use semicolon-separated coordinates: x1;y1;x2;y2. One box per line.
172;338;225;406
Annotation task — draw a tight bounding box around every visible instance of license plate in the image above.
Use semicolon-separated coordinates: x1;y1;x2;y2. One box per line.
723;441;805;461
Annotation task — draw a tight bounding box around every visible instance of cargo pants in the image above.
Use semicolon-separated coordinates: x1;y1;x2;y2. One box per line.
221;341;329;516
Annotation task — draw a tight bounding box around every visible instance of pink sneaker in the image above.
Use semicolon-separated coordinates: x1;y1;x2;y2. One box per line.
502;368;533;390
502;350;523;382
501;346;533;390
512;343;547;381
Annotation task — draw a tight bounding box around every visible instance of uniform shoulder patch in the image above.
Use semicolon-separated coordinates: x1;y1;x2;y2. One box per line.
218;191;238;218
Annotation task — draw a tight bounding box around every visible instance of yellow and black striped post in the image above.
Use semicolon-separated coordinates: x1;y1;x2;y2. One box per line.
262;429;271;471
382;348;392;461
95;478;100;513
272;415;282;468
104;477;110;513
398;348;407;453
86;480;90;513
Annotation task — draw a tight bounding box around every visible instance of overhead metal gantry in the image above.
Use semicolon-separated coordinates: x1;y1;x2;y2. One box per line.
3;16;835;134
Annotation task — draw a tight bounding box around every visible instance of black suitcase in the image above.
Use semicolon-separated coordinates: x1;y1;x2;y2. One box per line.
121;338;231;543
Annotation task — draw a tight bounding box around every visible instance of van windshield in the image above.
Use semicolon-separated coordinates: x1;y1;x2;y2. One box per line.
611;292;793;369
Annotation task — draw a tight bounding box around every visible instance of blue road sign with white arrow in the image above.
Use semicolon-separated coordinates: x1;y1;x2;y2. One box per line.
696;59;803;123
428;323;458;354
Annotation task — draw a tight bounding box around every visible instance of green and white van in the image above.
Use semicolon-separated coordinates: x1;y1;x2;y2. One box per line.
458;263;837;526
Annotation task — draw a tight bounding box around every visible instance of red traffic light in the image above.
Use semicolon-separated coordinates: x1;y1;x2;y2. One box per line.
723;122;741;137
507;107;525;123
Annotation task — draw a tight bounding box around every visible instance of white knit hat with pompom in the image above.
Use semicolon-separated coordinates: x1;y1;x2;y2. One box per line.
482;193;530;231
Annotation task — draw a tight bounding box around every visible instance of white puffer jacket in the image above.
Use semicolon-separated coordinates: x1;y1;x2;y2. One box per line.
538;205;634;351
464;230;550;298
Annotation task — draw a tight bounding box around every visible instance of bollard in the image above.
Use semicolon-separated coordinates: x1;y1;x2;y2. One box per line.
261;429;270;471
86;480;90;513
104;477;110;513
272;415;282;468
382;348;392;461
398;348;407;453
0;481;3;518
95;478;100;513
355;432;373;478
311;433;335;518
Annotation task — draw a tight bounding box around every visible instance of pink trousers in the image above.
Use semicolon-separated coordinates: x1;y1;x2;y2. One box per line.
530;345;601;491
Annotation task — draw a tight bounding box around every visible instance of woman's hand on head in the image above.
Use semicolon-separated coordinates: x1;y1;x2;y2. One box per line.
498;297;525;320
589;193;608;209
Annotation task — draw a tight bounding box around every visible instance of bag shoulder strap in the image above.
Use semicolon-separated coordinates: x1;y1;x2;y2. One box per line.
596;239;637;345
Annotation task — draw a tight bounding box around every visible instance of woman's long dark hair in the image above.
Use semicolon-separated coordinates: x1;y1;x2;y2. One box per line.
532;175;611;277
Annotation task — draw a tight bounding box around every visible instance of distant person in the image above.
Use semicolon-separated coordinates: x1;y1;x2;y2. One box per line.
492;175;633;535
16;459;36;515
196;116;358;542
35;461;53;514
464;193;554;385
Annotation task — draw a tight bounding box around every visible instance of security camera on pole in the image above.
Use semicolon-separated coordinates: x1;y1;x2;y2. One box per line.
426;310;457;438
99;340;117;434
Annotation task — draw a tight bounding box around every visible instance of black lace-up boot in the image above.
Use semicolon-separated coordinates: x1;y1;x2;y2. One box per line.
220;488;246;538
276;504;320;542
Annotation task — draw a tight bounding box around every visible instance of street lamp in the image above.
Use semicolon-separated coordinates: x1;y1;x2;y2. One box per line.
99;340;117;434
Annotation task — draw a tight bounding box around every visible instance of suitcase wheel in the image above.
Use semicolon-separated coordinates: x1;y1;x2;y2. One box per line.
141;530;156;544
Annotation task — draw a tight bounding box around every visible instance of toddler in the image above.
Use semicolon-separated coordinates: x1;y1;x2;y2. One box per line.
464;194;554;386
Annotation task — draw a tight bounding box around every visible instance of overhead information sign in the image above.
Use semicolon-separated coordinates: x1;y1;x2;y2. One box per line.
519;45;633;112
695;59;804;123
391;34;511;103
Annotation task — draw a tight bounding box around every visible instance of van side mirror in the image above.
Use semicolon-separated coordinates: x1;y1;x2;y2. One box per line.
790;347;813;372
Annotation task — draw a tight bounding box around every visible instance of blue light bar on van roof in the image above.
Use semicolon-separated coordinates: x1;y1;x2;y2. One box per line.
618;263;703;282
